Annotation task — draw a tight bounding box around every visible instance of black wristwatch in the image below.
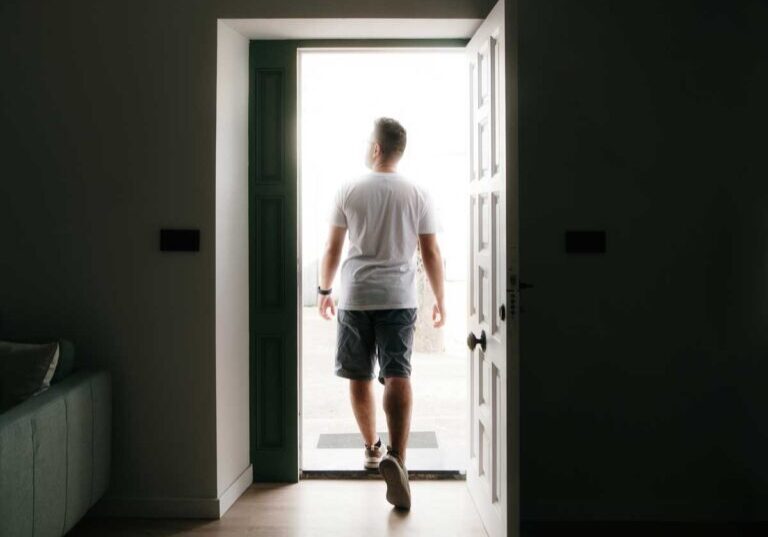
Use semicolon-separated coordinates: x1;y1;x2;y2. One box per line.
317;286;332;295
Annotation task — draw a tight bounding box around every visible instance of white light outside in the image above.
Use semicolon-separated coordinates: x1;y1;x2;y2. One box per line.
299;49;469;284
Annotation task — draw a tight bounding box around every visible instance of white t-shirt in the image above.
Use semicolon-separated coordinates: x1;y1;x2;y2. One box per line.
329;172;441;310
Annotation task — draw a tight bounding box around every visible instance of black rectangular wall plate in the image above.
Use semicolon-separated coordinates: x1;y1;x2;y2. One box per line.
160;229;200;252
565;230;606;254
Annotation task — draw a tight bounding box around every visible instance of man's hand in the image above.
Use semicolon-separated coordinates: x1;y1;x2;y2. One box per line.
318;294;336;320
432;301;446;328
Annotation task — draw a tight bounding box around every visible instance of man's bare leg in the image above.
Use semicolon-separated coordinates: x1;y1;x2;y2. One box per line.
383;377;412;463
349;379;378;446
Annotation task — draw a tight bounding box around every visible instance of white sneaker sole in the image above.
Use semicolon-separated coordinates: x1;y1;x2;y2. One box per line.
379;457;411;509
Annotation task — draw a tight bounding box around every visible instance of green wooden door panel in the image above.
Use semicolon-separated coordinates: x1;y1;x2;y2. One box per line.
250;40;299;482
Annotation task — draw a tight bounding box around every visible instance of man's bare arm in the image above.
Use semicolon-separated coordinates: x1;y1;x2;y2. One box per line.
418;233;446;328
318;225;346;319
320;225;346;288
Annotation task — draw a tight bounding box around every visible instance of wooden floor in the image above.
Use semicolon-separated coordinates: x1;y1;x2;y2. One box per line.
69;480;489;537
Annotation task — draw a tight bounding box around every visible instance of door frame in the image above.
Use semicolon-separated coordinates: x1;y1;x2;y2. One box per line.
246;17;520;496
249;38;469;483
243;6;521;533
245;14;521;529
296;41;470;476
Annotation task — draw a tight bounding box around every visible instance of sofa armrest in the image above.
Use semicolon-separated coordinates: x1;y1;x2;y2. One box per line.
0;369;111;537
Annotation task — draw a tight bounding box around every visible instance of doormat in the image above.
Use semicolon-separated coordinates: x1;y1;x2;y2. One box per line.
317;431;438;449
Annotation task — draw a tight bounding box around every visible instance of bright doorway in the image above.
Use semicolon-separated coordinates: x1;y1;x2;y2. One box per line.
298;48;470;474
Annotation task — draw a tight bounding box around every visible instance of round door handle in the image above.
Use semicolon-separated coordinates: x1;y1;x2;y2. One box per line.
467;330;487;352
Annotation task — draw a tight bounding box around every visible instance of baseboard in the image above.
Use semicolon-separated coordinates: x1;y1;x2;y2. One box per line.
218;464;253;517
91;464;253;519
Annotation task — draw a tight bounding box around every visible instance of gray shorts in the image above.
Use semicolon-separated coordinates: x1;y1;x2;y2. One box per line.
335;308;417;385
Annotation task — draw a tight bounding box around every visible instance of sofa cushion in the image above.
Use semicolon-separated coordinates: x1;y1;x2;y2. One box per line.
63;380;94;533
31;397;67;537
0;418;34;536
0;341;59;413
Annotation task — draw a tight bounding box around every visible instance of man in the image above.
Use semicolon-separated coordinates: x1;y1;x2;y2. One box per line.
317;117;446;510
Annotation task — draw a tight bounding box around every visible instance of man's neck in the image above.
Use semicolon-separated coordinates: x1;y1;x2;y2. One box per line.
372;163;397;173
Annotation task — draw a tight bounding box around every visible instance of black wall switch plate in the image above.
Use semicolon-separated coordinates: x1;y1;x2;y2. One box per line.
565;230;606;254
160;229;200;252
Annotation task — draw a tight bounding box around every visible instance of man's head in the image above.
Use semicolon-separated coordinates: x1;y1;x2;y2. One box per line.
365;117;407;171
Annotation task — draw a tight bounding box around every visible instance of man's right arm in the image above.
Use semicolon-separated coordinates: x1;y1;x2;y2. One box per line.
418;233;446;328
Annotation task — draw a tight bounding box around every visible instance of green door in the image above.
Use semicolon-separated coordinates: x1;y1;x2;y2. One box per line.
249;39;467;482
249;40;299;481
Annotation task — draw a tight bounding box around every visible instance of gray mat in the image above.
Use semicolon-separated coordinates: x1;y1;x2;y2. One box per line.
317;431;438;449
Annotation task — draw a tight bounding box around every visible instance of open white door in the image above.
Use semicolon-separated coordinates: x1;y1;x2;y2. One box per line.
466;1;518;536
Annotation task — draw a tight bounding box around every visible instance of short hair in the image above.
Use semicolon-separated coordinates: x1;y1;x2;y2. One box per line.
373;117;407;159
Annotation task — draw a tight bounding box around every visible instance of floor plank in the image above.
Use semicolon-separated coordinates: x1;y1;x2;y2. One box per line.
68;481;489;537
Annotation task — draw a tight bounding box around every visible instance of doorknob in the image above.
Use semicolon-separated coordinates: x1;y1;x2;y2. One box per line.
466;330;487;352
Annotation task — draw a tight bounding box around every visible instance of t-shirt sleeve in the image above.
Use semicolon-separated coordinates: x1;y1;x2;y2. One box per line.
328;185;348;228
418;189;442;234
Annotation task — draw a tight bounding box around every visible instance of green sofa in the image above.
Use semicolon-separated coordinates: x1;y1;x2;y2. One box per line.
0;369;111;536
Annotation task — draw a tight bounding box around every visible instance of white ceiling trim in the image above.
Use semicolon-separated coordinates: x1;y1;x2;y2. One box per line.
220;18;482;40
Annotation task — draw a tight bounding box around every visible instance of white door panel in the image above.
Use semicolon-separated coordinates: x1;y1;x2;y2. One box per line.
466;1;518;536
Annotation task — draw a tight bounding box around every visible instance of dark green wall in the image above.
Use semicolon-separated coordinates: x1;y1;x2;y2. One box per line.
518;0;768;520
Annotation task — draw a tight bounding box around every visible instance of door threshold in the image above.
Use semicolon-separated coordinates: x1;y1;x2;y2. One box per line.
300;469;466;480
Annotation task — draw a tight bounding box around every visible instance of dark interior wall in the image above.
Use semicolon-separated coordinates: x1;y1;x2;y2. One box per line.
0;0;223;502
518;0;768;520
0;0;494;505
2;0;765;520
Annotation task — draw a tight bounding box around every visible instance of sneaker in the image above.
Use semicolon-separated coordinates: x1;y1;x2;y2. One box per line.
364;437;384;469
378;446;411;509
